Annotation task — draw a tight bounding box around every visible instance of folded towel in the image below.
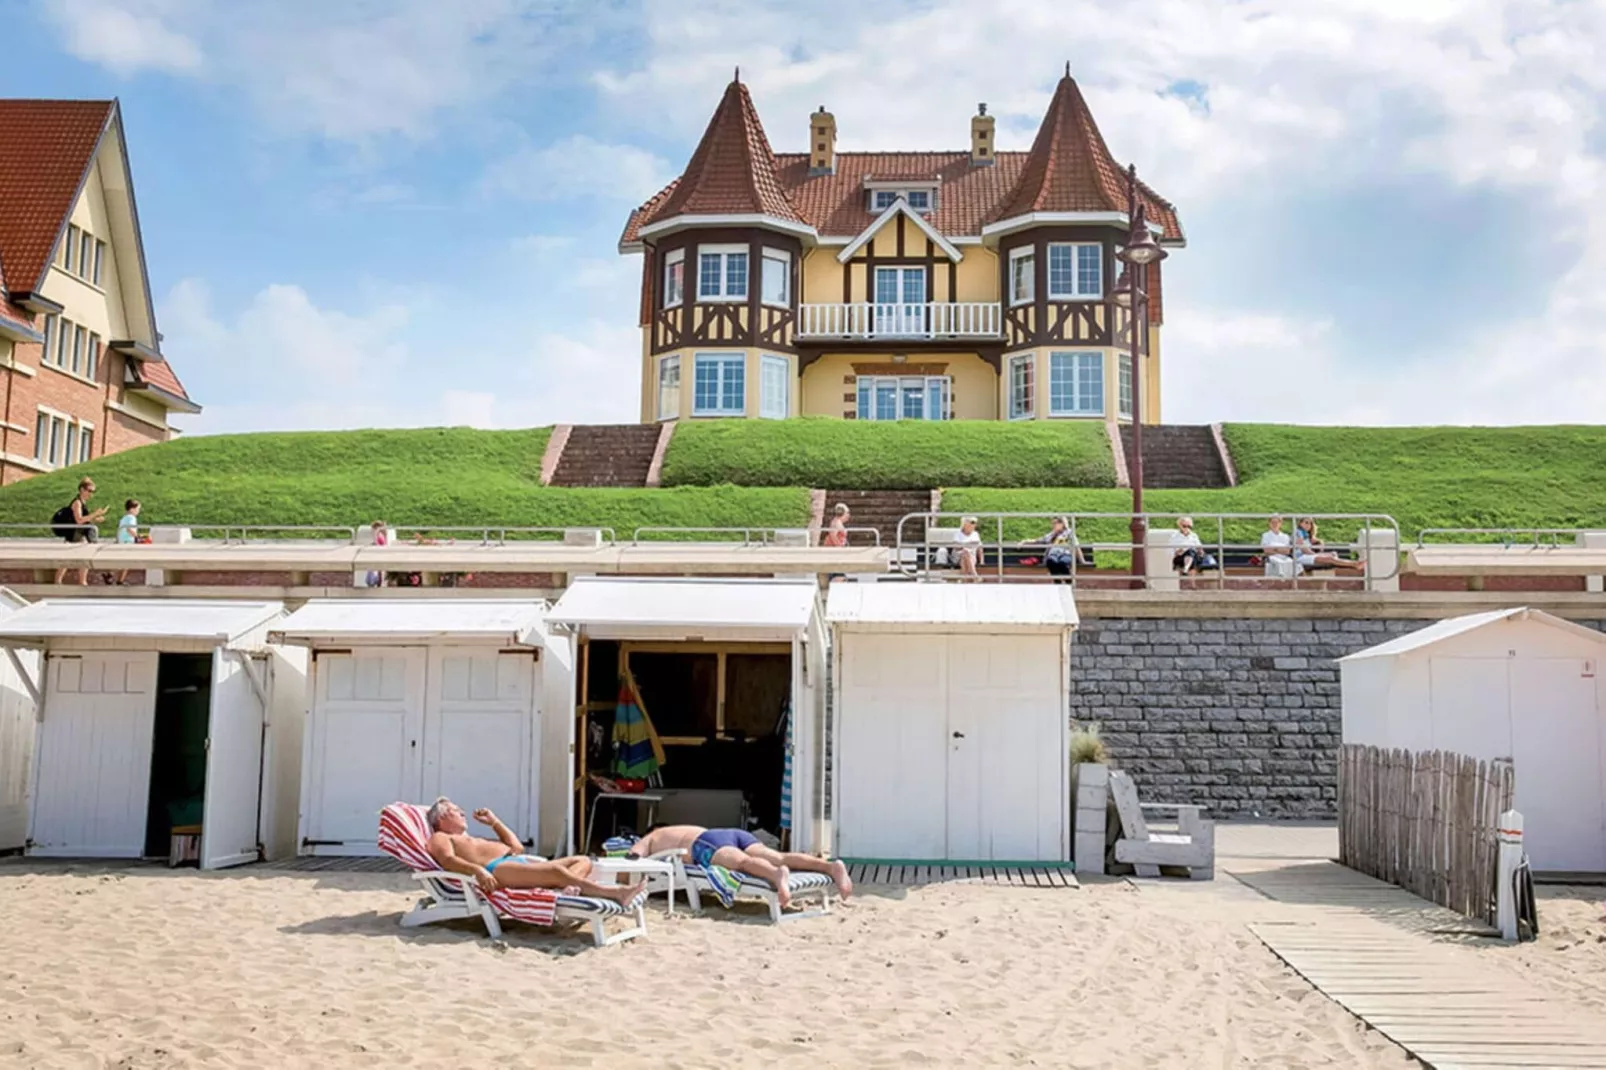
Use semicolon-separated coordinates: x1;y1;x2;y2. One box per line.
602;835;638;858
703;864;741;907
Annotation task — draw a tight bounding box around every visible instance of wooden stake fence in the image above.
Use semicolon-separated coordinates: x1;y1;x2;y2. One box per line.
1337;744;1515;927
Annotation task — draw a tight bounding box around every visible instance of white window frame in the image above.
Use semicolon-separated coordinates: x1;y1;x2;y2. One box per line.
692;352;746;416
1048;351;1105;417
1009;246;1035;306
41;313;57;365
92;239;106;287
904;189;931;211
1118;354;1133;419
662;248;684;308
77;421;93;464
760;247;791;308
1047;242;1103;300
697;244;749;303
855;375;950;421
657;354;680;421
62;225;78;273
870;190;898;212
1007;353;1034;420
759;354;789;419
79;230;93;280
32;412;47;462
71;323;85;375
86;333;100;381
54;317;72;368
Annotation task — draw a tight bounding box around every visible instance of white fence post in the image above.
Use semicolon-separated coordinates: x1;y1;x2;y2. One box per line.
1496;809;1524;942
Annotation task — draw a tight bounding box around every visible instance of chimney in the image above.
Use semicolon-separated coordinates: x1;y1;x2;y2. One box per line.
809;105;836;175
971;102;995;166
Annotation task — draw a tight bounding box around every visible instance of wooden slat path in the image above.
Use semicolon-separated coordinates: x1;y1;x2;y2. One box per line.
843;862;1077;888
1230;860;1497;937
1252;918;1606;1069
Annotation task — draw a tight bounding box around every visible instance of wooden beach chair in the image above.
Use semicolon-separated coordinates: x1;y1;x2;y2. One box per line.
1109;771;1215;880
674;854;840;923
376;804;648;947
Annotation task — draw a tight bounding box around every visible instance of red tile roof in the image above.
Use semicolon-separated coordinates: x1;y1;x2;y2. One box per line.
0;250;39;334
0;100;114;298
647;78;804;227
621;75;1181;247
131;357;192;407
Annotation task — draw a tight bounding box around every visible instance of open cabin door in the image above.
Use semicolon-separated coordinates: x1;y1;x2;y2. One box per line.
790;603;829;855
0;648;39;851
201;650;266;869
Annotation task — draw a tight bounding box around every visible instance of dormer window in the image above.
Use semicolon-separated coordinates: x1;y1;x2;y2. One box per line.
866;184;938;214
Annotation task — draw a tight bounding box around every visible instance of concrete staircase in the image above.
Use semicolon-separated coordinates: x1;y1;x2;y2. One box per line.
548;424;663;487
1118;424;1231;489
820;489;936;549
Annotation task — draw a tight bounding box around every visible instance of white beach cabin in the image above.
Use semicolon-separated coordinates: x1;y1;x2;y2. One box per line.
826;583;1078;863
546;577;828;855
1339;607;1606;874
0;589;40;852
0;598;295;868
271;599;571;856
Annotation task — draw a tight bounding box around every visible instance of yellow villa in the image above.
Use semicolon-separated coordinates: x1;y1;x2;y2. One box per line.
619;69;1183;424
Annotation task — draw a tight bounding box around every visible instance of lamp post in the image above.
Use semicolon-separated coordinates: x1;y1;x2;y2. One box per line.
1110;163;1168;581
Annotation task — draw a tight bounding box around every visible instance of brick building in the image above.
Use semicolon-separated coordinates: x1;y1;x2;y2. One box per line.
0;99;198;485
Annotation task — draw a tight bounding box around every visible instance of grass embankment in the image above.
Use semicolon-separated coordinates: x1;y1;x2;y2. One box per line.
660;418;1116;489
946;424;1606;558
0;428;811;537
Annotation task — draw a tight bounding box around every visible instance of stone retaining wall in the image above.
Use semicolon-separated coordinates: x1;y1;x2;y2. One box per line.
1067;617;1606;819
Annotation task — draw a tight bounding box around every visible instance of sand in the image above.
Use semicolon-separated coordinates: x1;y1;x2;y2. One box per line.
0;860;1433;1070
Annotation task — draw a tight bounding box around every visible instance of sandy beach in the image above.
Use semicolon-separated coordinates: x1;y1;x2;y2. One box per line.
0;859;1441;1070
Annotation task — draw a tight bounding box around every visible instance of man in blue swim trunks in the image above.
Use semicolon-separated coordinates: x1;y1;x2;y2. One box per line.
424;797;644;906
628;824;852;909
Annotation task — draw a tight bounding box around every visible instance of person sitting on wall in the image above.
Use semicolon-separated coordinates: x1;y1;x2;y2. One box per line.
626;824;853;908
1260;514;1298;578
423;797;644;906
1294;517;1365;573
1169;516;1217;575
1021;516;1089;579
823;503;850;548
954;516;984;581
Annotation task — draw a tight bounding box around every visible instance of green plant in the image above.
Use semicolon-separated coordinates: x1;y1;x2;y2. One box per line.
1070;722;1109;765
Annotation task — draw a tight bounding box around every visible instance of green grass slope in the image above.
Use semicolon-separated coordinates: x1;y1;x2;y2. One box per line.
660;418;1116;489
0;428;810;536
945;424;1606;548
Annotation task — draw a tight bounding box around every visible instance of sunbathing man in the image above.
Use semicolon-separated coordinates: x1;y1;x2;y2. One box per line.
424;797;643;906
627;824;853;909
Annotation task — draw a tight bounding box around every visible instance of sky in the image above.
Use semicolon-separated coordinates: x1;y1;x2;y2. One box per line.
3;0;1604;434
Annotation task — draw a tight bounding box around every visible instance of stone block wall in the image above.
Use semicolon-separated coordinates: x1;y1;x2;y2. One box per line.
1069;617;1424;818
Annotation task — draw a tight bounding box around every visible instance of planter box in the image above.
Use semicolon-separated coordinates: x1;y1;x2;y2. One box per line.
1071;762;1108;875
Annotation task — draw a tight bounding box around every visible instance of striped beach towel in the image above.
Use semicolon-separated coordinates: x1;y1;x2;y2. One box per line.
611;672;666;780
779;704;793;832
377;803;557;926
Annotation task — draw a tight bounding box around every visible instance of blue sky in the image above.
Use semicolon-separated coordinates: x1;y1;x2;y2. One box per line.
5;0;1604;432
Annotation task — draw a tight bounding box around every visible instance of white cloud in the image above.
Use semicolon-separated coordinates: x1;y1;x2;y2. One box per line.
481;135;674;202
43;0;203;74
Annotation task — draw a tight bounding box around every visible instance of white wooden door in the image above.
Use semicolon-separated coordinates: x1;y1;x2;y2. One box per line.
200;651;264;870
29;652;159;857
303;648;424;854
1509;659;1606;873
0;649;39;851
836;633;949;860
424;649;537;842
945;635;1067;862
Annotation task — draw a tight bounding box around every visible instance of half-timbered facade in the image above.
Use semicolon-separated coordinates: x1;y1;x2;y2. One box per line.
620;71;1183;423
0;99;198;484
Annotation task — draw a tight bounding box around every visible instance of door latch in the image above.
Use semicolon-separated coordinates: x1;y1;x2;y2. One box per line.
952;731;965;739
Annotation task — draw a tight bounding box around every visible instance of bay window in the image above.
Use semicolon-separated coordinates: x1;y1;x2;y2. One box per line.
761;248;790;307
1007;354;1034;420
663;248;684;308
1048;351;1104;417
1009;246;1035;305
698;245;749;301
693;353;745;415
657;354;680;420
1118;355;1133;419
759;354;789;418
1047;242;1103;299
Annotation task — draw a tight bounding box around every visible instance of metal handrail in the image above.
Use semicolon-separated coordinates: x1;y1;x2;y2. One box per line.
894;510;1401;590
630;526;882;547
1415;527;1586;549
389;526;618;547
179;524;360;544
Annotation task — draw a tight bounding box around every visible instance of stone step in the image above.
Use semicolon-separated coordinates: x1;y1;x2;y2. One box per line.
820;489;935;547
1119;424;1230;489
549;424;662;488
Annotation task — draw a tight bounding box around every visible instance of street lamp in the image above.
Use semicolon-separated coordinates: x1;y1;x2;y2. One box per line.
1114;163;1168;581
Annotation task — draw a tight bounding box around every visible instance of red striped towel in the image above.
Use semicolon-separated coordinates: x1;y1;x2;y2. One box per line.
377;803;558;926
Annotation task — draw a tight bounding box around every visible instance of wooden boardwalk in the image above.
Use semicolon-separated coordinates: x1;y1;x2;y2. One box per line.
1234;862;1606;1069
844;862;1077;888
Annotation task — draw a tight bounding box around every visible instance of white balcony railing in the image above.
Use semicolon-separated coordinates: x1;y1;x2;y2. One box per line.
796;302;1002;340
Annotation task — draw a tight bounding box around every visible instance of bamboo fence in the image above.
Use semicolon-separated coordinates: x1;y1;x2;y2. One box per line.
1337;744;1515;927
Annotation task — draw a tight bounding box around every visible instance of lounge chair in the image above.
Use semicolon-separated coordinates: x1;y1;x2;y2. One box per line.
1109;770;1215;880
673;854;840;922
377;803;648;947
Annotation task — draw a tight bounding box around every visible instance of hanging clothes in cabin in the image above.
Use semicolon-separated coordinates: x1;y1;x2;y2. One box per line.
778;698;793;832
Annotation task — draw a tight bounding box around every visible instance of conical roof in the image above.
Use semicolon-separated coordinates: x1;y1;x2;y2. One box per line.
991;72;1135;221
647;77;804;225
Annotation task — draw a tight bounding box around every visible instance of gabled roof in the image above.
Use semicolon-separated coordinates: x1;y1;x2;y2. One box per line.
0;100;116;298
836;197;963;263
1339;607;1606;662
620;73;1181;249
638;77;805;233
127;356;200;413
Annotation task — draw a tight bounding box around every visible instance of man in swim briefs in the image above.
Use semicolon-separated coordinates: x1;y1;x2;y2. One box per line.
627;824;852;909
423;797;644;906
